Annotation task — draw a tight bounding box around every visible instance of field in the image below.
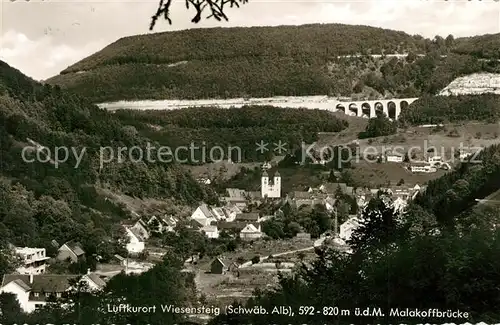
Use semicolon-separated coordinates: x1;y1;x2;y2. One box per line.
191;116;500;189
190;238;316;307
319;118;500;154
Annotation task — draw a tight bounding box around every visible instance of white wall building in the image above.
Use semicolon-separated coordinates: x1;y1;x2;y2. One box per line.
190;204;217;226
386;154;404;163
261;171;281;198
222;204;242;222
339;217;361;242
393;197;407;212
124;226;145;254
14;247;50;275
428;155;443;165
201;225;219;239
240;224;263;240
410;163;437;173
0;272;105;313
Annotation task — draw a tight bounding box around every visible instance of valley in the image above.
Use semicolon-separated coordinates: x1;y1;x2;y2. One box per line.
1;16;500;325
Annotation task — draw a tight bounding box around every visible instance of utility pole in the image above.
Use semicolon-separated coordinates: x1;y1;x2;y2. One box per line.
333;208;339;237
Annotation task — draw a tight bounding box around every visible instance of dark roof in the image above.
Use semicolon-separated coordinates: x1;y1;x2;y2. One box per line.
2;274;79;292
13;279;31;291
137;219;148;228
217;221;258;231
85;273;106;287
129;227;148;241
162;215;178;227
235;213;260;222
61;241;85;256
411;162;430;167
199;204;214;218
212;257;225;267
226;188;246;198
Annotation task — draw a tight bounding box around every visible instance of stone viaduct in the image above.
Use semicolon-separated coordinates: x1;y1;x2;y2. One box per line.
333;98;419;120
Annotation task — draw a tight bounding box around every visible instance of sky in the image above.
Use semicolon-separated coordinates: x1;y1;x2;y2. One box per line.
0;0;499;81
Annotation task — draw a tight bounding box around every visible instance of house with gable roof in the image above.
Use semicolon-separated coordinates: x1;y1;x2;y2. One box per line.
210;257;240;274
56;241;85;263
147;215;178;233
239;223;263;240
200;225;219;239
0;270;105;313
124;226;147;254
190;203;217;227
131;219;150;239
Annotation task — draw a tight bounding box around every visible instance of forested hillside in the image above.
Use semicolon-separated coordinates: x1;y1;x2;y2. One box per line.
399;94;500;125
112;106;348;162
0;60;214;267
452;33;500;59
46;24;499;103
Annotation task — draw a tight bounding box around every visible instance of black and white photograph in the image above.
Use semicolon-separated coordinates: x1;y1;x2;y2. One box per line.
0;0;499;324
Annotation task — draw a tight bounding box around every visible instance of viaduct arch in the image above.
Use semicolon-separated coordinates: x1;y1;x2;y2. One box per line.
334;98;418;120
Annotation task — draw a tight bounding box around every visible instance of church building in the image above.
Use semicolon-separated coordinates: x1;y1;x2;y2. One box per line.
261;170;281;198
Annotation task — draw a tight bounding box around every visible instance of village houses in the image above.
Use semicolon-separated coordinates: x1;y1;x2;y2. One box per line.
0;269;106;313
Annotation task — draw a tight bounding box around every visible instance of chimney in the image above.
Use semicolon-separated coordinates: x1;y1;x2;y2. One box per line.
87;268;91;275
29;273;33;284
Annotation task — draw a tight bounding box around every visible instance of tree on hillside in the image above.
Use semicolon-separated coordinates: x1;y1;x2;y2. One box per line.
150;0;249;30
358;112;397;139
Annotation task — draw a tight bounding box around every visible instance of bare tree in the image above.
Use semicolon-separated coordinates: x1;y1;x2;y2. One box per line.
150;0;249;30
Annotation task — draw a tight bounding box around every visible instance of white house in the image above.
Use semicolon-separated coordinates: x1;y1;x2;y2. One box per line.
14;247;50;275
201;225;219;239
393;196;407;212
386;153;404;163
222;204;242;222
410;163;437;173
124;226;146;254
339;217;361;242
197;177;211;185
427;155;443;165
239;223;263;240
147;215;177;233
190;204;217;226
0;272;105;313
81;269;106;291
324;197;336;212
261;170;281;198
131;219;150;240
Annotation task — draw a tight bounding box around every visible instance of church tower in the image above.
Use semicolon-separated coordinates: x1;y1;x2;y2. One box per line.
261;171;269;198
273;171;281;198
